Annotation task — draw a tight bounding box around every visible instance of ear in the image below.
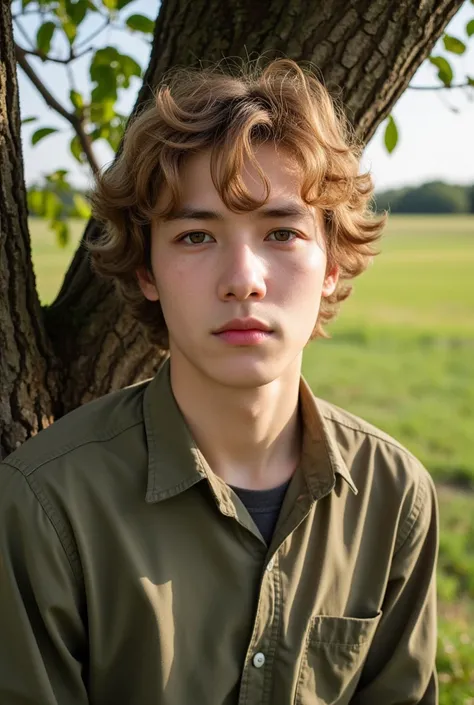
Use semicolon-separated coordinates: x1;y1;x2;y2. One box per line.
322;263;339;298
136;266;160;301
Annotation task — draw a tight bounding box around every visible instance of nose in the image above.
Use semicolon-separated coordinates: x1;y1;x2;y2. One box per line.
217;242;267;301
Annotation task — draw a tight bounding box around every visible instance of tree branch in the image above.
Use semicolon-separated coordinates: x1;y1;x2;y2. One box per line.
73;120;100;175
15;43;73;121
409;80;473;90
15;44;100;175
19;45;94;64
75;17;110;50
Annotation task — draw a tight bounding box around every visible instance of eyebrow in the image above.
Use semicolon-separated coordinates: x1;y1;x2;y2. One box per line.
162;201;312;222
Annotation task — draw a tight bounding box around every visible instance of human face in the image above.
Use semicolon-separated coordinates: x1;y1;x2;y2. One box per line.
137;144;338;389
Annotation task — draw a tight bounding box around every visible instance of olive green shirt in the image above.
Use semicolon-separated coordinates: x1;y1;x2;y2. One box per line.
0;357;438;705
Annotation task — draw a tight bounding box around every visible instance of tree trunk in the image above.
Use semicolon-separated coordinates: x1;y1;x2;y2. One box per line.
1;0;465;452
0;3;61;459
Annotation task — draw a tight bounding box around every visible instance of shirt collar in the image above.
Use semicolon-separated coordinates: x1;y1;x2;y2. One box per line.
298;375;358;497
143;357;357;504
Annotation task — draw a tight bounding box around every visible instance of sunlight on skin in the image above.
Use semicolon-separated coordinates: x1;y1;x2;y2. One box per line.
136;143;338;488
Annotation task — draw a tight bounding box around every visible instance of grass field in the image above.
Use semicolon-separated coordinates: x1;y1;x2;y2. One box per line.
31;214;474;699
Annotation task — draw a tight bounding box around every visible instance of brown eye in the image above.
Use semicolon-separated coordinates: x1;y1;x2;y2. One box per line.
180;232;213;245
268;229;297;242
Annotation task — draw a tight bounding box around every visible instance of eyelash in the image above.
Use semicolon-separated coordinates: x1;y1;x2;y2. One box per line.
177;229;299;245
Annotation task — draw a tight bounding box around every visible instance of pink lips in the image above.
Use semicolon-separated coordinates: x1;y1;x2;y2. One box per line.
212;318;273;345
215;329;272;345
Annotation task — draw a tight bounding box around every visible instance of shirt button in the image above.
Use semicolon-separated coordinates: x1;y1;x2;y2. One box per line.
253;652;266;668
266;557;275;572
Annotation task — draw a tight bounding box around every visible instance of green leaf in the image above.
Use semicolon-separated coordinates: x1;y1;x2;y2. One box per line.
117;53;142;87
91;65;118;101
46;169;71;191
90;45;120;67
384;115;398;154
65;0;88;26
62;19;77;44
44;191;62;220
117;0;136;8
467;77;474;86
467;20;474;37
69;89;84;112
73;194;92;219
36;21;56;55
106;123;124;151
125;13;155;33
429;56;453;87
21;116;38;125
90;48;120;100
119;53;141;77
51;219;69;248
70;135;85;163
90;99;116;124
443;34;466;55
27;189;45;216
31;127;59;146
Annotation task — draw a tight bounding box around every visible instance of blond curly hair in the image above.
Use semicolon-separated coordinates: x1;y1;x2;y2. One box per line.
89;58;385;348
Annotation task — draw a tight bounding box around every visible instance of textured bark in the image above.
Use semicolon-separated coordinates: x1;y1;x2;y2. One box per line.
0;0;466;448
0;3;59;458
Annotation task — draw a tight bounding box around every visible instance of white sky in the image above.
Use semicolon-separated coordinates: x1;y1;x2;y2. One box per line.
13;0;474;192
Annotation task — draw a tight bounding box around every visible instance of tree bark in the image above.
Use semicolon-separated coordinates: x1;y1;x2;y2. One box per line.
0;3;60;458
1;0;465;451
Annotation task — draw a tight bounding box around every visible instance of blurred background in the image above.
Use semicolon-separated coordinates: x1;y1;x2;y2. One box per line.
11;0;474;701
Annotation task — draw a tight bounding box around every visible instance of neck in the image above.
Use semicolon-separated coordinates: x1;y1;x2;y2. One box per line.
169;353;303;490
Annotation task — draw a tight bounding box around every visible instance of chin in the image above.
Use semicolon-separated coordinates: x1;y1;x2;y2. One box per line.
203;357;285;389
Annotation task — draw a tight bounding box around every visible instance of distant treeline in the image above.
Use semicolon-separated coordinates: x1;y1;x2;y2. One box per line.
374;181;474;214
27;180;474;217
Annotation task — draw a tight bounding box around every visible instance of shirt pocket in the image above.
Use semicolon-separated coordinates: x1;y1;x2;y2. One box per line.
295;611;382;705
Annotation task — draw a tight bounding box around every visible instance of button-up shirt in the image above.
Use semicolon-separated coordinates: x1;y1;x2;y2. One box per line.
0;357;438;704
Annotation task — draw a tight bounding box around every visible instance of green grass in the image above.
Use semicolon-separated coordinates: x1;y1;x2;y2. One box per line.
30;214;474;701
302;215;474;487
30;218;84;305
437;487;474;702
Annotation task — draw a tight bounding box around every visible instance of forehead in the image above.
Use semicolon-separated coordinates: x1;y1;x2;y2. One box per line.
157;143;304;210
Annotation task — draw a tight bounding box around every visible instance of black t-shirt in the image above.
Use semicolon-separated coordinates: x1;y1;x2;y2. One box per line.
230;478;291;545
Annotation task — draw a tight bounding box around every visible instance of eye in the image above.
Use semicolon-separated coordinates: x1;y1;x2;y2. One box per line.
267;229;298;243
179;231;214;245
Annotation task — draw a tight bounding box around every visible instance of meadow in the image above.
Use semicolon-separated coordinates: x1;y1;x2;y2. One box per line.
31;215;474;701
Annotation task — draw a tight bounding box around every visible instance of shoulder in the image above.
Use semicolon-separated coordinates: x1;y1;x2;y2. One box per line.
316;397;436;546
0;379;152;580
2;378;150;480
317;395;426;471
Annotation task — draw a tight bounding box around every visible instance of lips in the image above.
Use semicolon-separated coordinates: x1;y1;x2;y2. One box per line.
213;318;272;334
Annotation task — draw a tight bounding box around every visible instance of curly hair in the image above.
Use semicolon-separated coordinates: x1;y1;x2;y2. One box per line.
89;57;386;348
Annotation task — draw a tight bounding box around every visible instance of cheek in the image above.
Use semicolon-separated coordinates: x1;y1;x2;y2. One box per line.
277;248;327;300
152;257;206;323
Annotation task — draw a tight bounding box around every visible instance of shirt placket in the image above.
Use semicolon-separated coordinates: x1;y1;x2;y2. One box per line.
237;549;280;705
237;492;317;705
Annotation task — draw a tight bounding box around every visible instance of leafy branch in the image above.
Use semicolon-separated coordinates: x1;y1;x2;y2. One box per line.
12;0;155;245
15;43;100;174
383;14;474;154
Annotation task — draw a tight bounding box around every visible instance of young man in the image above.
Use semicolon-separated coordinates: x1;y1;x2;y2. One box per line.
0;59;438;704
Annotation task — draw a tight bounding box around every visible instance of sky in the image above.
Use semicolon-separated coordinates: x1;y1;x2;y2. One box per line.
12;0;474;193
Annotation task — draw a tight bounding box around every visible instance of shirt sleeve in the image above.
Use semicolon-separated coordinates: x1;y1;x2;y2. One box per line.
0;462;89;704
351;465;439;705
